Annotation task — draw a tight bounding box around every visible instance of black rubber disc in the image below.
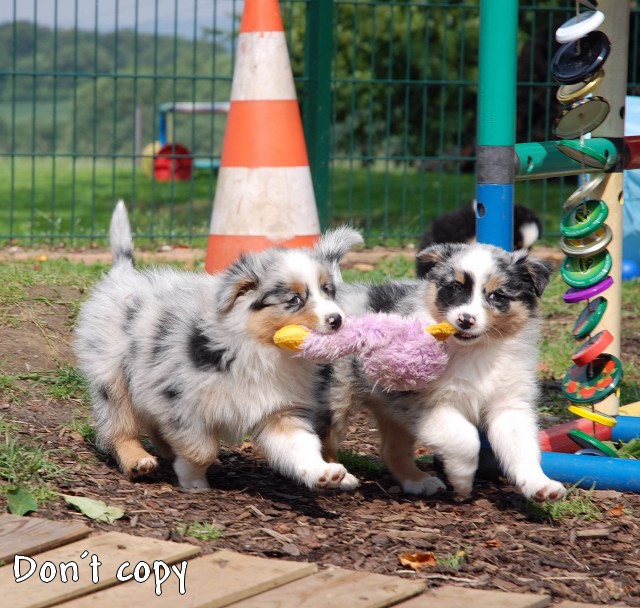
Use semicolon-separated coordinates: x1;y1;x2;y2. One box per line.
550;30;611;85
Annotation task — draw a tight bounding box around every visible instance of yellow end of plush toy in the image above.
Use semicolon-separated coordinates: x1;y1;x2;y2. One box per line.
425;321;458;342
273;325;311;351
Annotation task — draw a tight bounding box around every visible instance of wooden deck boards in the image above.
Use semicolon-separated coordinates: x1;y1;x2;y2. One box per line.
0;515;605;608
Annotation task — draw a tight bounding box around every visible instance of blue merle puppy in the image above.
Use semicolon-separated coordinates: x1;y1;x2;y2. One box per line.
74;201;363;491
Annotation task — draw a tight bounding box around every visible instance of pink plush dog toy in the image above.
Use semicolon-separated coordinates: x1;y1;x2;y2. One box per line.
273;314;455;392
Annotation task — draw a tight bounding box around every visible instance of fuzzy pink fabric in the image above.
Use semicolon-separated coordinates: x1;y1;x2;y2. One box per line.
301;313;448;392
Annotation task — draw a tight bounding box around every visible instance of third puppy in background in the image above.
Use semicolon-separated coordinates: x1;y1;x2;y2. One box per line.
416;201;542;279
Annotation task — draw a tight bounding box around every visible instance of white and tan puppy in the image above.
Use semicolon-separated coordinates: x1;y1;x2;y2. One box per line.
75;201;363;491
322;242;566;503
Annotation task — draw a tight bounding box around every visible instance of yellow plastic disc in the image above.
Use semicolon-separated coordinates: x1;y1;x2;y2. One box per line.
567;404;617;427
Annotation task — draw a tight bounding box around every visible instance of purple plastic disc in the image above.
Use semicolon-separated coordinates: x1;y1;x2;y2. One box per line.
563;275;613;303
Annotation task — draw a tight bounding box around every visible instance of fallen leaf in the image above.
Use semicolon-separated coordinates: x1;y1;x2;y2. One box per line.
7;487;38;515
608;504;624;516
399;551;437;570
484;538;502;548
61;494;124;524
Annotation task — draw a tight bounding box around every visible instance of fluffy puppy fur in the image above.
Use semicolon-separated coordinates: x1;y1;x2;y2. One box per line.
74;201;363;491
321;242;566;503
416;201;542;279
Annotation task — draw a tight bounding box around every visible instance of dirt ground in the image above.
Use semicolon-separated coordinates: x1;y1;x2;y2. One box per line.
1;247;639;606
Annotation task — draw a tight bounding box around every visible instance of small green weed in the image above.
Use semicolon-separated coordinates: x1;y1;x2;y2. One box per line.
176;520;224;541
0;371;19;403
437;548;468;570
338;450;385;476
528;483;601;522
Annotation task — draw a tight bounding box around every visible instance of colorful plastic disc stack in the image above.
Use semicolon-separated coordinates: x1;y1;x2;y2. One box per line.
550;3;622;445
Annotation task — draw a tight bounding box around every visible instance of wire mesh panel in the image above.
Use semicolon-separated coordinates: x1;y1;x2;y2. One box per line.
0;0;240;245
0;0;638;245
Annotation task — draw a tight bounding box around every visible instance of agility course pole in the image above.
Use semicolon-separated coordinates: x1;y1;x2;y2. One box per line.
475;0;518;250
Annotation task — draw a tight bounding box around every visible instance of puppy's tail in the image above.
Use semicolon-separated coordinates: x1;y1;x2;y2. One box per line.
316;226;363;283
109;200;135;268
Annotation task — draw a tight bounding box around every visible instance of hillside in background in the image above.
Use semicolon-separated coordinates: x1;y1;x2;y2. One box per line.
0;22;233;155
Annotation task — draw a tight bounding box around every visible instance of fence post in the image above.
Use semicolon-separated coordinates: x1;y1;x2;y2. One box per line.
303;0;334;231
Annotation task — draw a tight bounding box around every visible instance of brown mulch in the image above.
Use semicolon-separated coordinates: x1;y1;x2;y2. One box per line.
1;252;639;607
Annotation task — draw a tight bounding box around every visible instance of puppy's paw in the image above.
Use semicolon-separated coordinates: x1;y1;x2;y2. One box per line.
339;472;360;491
173;456;211;490
308;463;358;491
127;455;159;478
181;477;211;490
521;478;566;503
401;474;446;496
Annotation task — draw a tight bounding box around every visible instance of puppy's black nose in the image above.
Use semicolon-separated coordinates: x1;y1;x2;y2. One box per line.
327;313;342;330
457;313;475;330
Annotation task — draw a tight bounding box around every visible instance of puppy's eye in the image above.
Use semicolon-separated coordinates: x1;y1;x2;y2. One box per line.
446;282;463;293
322;283;336;298
488;290;507;302
287;294;303;307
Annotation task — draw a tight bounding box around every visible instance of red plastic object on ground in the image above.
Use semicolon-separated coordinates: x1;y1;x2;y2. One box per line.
154;143;193;181
539;417;613;453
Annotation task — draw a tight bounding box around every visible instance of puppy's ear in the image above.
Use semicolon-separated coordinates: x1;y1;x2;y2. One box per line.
511;250;552;297
315;226;363;283
217;255;260;313
416;243;462;275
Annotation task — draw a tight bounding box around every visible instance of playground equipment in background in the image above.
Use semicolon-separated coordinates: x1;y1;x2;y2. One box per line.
476;0;640;491
140;101;230;180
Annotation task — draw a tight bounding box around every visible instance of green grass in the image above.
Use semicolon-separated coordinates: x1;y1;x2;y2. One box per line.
66;414;96;445
528;483;602;523
0;415;68;504
338;451;386;476
176;520;224;541
1;157;570;246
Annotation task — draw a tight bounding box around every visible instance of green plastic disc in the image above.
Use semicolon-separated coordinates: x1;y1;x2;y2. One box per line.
567;429;618;458
562;353;623;404
560;199;609;239
561;250;612;288
572;296;608;340
557;140;611;169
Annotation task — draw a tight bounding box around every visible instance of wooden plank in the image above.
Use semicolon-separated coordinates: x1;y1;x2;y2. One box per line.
399;585;550;608
57;549;318;608
0;515;90;564
227;567;426;608
0;531;200;608
555;603;609;608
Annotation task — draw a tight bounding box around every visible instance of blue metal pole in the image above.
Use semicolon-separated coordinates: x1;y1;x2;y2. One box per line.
476;0;519;250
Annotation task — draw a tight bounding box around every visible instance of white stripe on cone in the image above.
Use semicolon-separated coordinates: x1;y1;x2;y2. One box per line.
231;32;297;101
210;167;319;239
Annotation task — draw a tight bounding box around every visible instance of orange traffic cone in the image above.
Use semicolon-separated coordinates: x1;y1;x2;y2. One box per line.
204;0;320;274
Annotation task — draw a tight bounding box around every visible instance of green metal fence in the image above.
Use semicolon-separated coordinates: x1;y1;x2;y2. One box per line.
1;0;639;246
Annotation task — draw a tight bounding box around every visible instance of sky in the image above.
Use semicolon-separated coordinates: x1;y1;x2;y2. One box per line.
1;0;243;38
